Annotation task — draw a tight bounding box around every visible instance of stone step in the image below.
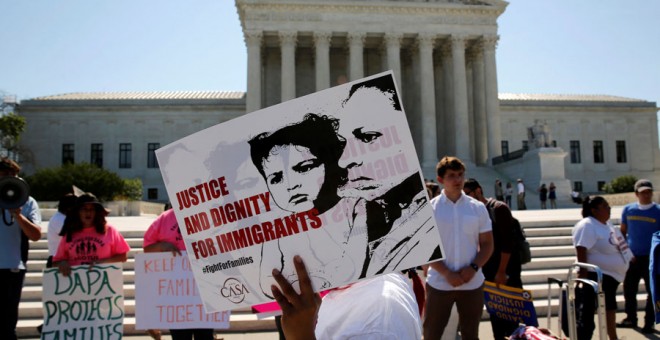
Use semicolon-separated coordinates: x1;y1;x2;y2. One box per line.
530;245;575;258
521;256;575;271
524;226;573;237
527;236;573;247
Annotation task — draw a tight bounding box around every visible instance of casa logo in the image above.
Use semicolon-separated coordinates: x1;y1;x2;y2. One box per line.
522;291;532;300
221;278;249;304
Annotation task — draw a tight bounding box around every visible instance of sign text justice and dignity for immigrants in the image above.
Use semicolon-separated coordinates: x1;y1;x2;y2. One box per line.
156;71;445;312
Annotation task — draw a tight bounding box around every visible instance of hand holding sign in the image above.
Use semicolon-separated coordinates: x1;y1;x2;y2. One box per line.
57;260;71;277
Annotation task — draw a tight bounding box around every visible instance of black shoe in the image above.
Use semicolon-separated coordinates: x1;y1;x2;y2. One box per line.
642;325;656;334
616;318;637;328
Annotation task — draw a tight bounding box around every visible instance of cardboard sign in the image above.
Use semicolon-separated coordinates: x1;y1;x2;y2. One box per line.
483;281;539;327
135;252;231;329
156;71;444;312
41;265;124;340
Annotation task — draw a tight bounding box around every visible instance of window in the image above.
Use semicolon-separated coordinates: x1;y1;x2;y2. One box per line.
573;181;583;192
119;143;132;168
148;143;160;168
522;141;529;152
593;141;604;163
62;144;74;165
616;140;627;163
501;141;509;155
91;143;103;168
597;181;606;192
570;140;581;164
148;188;158;200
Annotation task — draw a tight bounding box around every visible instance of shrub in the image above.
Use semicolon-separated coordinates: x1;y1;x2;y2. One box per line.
602;175;638;194
24;163;126;201
117;178;143;201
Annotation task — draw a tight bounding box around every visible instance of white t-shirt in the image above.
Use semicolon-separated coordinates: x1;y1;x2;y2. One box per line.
47;211;66;256
517;182;525;194
315;273;422;340
572;216;629;282
427;191;492;291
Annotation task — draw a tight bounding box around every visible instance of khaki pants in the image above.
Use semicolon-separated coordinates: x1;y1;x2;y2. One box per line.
517;193;526;210
423;283;484;340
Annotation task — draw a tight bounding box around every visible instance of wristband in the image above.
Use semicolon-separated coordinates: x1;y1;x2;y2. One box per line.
469;263;479;271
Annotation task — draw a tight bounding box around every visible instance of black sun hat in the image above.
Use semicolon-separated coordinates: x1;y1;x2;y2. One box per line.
75;192;110;215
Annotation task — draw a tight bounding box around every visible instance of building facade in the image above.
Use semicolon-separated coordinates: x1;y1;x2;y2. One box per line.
239;0;507;171
15;0;660;202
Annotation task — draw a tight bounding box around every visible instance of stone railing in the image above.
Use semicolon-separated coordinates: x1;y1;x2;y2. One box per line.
492;148;526;165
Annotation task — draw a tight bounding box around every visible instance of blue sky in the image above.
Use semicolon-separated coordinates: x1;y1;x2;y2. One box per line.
1;0;658;108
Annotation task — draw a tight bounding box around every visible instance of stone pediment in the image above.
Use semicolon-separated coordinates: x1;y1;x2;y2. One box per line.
237;0;508;32
241;0;506;5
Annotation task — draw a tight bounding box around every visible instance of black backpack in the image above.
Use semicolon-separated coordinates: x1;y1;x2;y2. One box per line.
512;216;532;265
487;199;531;265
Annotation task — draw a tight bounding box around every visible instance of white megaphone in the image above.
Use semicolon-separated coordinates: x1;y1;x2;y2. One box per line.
0;177;30;225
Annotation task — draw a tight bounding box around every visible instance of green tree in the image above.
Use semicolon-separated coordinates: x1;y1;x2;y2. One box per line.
602;175;638;194
0;112;26;160
25;163;126;201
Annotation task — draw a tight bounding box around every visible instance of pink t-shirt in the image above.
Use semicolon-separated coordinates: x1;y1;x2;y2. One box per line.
143;209;185;251
53;225;130;266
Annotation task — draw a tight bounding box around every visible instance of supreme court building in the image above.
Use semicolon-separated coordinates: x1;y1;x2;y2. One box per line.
16;0;660;205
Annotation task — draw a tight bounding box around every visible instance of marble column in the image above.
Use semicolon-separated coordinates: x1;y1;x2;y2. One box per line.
470;43;487;165
245;30;262;113
418;33;437;169
348;32;365;81
440;42;454;156
483;35;502;162
434;52;445;159
279;31;297;101
451;35;471;162
384;33;403;86
313;31;332;91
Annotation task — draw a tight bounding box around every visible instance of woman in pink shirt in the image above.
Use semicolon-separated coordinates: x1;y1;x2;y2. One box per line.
143;208;215;340
53;193;130;276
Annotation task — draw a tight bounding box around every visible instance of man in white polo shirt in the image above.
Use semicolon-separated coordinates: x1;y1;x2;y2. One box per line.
424;156;494;340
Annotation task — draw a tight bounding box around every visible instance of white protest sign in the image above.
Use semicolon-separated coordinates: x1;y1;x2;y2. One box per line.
135;252;231;329
156;71;445;312
41;265;124;340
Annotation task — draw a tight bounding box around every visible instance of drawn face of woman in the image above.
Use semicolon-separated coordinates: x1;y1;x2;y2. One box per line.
261;144;325;212
337;87;412;201
79;203;97;227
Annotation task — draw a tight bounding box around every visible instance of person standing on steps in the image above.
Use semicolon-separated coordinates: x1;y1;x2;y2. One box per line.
516;179;527;210
464;178;522;340
0;158;41;340
617;179;660;334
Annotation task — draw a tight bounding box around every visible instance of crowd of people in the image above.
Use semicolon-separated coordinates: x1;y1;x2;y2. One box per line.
0;153;658;339
0;75;657;340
